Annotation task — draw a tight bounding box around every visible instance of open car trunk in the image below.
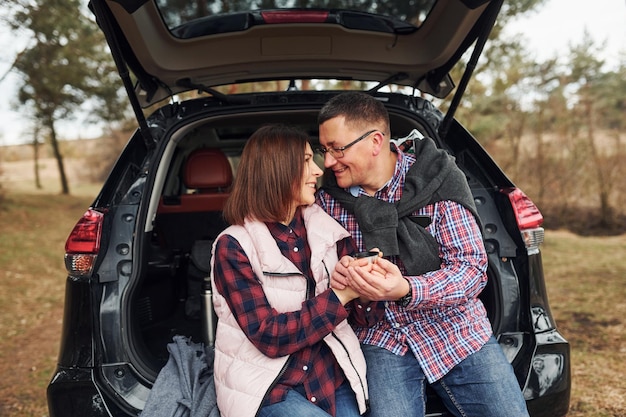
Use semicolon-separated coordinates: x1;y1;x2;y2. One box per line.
124;94;514;417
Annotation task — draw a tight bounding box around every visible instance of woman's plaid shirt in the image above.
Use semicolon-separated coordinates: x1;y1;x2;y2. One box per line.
212;208;356;416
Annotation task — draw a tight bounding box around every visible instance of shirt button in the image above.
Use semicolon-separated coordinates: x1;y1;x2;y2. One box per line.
310;396;317;403
302;365;308;371
366;307;371;312
393;323;401;328
294;247;299;252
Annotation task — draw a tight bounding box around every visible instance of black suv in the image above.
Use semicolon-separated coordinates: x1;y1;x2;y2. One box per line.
47;1;570;416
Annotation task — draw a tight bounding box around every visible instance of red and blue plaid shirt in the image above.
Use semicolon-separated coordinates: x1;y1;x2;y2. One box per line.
316;148;493;382
212;208;356;416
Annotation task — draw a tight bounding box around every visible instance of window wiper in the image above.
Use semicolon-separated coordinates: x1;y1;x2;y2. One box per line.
368;73;410;93
176;78;251;105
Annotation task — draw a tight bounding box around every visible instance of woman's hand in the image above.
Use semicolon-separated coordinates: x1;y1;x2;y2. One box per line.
331;255;378;289
345;257;410;301
330;255;353;290
332;284;361;306
331;255;380;304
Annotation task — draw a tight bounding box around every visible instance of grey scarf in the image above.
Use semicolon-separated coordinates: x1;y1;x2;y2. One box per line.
322;137;479;276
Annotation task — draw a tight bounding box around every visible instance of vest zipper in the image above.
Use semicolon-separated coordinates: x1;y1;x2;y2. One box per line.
331;332;370;412
322;260;330;289
254;264;334;414
254;356;293;417
263;271;313;299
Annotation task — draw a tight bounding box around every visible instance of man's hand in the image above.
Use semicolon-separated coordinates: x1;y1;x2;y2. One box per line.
331;255;379;290
345;257;410;301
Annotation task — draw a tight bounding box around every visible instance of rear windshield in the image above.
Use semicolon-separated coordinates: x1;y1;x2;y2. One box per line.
155;0;437;39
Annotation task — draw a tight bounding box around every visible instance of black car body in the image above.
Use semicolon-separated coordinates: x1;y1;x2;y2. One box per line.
47;1;570;416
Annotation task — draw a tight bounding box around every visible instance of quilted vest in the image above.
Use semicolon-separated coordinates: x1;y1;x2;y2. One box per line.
210;204;368;417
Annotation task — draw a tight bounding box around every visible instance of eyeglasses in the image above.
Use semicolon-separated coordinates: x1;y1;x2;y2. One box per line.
316;129;382;159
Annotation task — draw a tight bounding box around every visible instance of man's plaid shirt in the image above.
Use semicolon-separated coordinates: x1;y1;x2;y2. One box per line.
316;148;493;382
212;208;356;416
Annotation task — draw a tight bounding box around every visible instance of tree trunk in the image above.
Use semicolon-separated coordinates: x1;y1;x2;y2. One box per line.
583;92;612;227
45;118;70;195
32;126;42;190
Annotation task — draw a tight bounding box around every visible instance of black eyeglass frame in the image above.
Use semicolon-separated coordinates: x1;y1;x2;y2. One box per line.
316;129;382;159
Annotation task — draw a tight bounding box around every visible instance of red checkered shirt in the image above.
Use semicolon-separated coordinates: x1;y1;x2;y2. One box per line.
212;208;356;416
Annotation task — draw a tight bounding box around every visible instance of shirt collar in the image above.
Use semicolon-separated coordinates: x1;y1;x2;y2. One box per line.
265;207;305;240
349;145;410;199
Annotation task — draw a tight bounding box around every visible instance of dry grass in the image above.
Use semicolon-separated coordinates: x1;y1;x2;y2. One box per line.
0;192;94;417
0;191;624;416
540;231;626;417
0;157;101;196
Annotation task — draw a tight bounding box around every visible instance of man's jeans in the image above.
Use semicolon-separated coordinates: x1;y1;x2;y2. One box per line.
362;336;530;417
257;381;361;417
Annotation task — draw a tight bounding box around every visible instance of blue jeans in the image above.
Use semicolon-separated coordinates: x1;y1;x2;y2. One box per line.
257;381;361;417
362;337;529;417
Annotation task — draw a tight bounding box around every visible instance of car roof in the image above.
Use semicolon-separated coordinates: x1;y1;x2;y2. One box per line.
90;0;501;108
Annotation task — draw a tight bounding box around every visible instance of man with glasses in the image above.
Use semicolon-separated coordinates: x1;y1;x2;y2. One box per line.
315;91;529;417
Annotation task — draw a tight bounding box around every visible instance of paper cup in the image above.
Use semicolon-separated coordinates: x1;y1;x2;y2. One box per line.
354;250;381;264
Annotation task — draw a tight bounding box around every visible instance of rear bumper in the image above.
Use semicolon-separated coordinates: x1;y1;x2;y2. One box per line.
47;367;117;417
523;330;571;417
48;363;151;417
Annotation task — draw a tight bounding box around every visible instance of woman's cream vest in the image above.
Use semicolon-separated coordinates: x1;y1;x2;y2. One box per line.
210;204;368;417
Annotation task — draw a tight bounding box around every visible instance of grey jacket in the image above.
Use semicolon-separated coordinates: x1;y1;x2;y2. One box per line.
142;335;220;417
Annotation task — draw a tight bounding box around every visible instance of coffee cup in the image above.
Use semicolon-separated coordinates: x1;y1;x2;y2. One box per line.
353;250;382;264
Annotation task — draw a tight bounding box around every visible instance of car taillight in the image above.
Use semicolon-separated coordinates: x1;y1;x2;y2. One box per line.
64;209;104;277
501;187;544;254
261;10;329;24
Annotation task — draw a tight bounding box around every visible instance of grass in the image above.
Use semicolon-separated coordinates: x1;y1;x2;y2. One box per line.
540;231;626;416
0;191;94;417
0;192;624;416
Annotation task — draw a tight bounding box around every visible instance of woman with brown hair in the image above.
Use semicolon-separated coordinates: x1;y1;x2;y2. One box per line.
209;124;369;417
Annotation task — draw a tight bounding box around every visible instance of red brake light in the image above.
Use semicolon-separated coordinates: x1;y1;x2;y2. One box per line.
65;209;104;254
502;187;543;229
261;10;329;24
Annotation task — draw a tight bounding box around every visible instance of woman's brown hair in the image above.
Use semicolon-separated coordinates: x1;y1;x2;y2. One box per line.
223;124;309;225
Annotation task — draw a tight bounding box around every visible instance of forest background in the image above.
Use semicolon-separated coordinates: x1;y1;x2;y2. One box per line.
1;0;625;234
